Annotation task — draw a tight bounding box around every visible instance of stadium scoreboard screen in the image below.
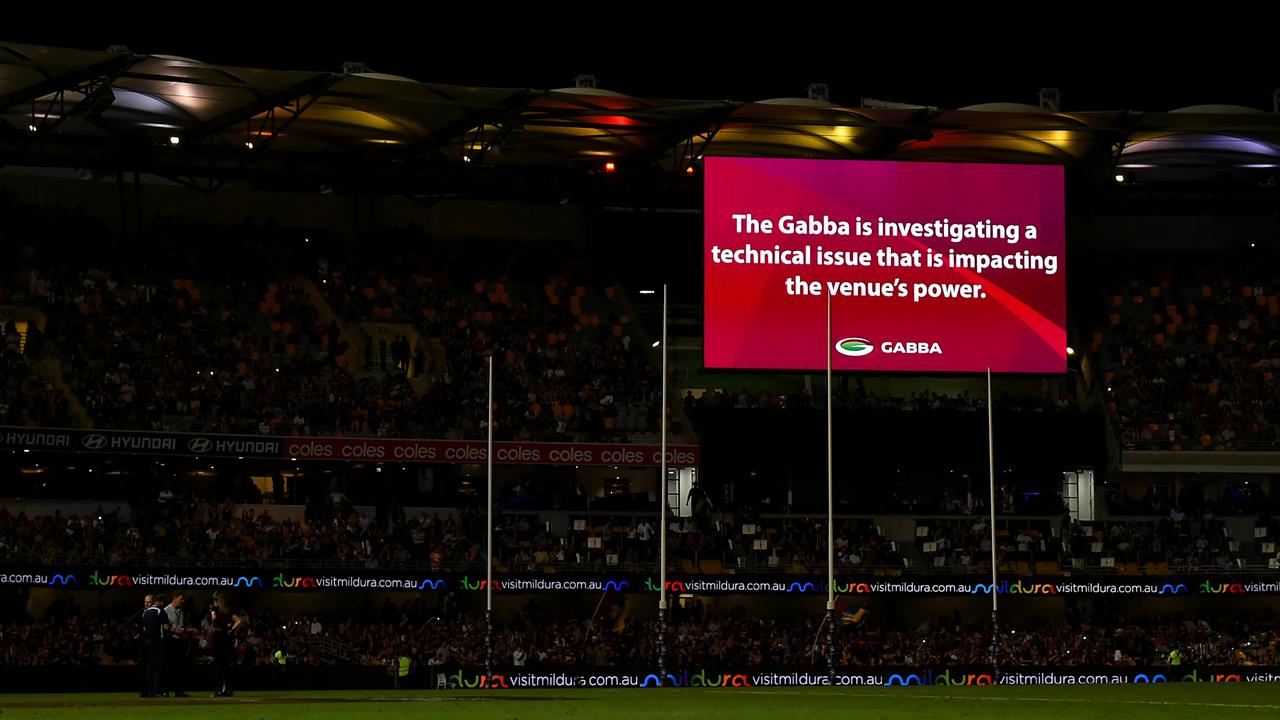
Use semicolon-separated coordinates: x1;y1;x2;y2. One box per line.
703;157;1066;373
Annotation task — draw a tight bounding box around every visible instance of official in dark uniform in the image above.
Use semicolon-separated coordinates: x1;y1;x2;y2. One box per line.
141;595;171;698
136;594;153;698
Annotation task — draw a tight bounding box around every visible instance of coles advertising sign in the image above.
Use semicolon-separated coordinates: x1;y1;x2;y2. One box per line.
703;157;1065;373
0;426;698;468
280;437;698;467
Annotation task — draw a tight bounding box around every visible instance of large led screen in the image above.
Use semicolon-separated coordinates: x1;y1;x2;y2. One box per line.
704;157;1065;373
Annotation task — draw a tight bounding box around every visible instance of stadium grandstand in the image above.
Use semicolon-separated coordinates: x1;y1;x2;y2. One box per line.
3;39;1280;717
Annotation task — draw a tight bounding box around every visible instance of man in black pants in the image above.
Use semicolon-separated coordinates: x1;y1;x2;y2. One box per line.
141;596;170;699
136;594;153;698
163;592;191;697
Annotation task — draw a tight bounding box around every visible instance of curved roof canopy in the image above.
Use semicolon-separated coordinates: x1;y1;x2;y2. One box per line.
4;42;1280;187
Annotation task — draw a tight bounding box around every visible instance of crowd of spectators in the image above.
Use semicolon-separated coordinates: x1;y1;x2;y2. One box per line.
0;318;63;426
18;197;1280;457
12;492;1280;573
317;240;659;441
0;197;660;442
916;509;1263;572
1097;257;1280;450
0;499;488;571
4;211;373;436
3;598;1277;670
0;494;907;573
687;387;1075;414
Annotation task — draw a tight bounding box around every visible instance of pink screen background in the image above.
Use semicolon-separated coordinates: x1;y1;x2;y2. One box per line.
703;156;1065;373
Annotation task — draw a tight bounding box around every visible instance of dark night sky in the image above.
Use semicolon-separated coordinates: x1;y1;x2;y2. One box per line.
6;20;1275;111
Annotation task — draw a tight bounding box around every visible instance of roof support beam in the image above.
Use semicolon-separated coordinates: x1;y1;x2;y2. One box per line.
188;73;338;142
0;52;139;111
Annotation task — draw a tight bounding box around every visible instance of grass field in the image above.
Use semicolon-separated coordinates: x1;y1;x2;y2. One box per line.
2;686;1280;720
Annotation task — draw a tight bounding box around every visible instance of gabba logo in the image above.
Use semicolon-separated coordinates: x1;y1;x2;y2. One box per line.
971;581;1057;595
1199;581;1246;594
835;338;874;357
88;571;133;587
272;574;316;589
418;579;446;590
450;672;510;688
640;670;752;687
49;574;77;587
643;578;686;593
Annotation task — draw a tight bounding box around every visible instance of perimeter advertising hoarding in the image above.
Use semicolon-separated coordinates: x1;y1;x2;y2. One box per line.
0;426;699;467
9;569;1274;597
704;157;1065;373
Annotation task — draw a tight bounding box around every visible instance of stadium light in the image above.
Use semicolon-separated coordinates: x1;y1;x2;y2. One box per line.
1113;172;1126;184
651;341;660;348
1066;346;1075;356
245;141;254;150
169;135;181;145
604;161;616;173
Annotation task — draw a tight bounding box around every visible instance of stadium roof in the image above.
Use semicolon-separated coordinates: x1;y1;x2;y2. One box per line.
2;42;1279;199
